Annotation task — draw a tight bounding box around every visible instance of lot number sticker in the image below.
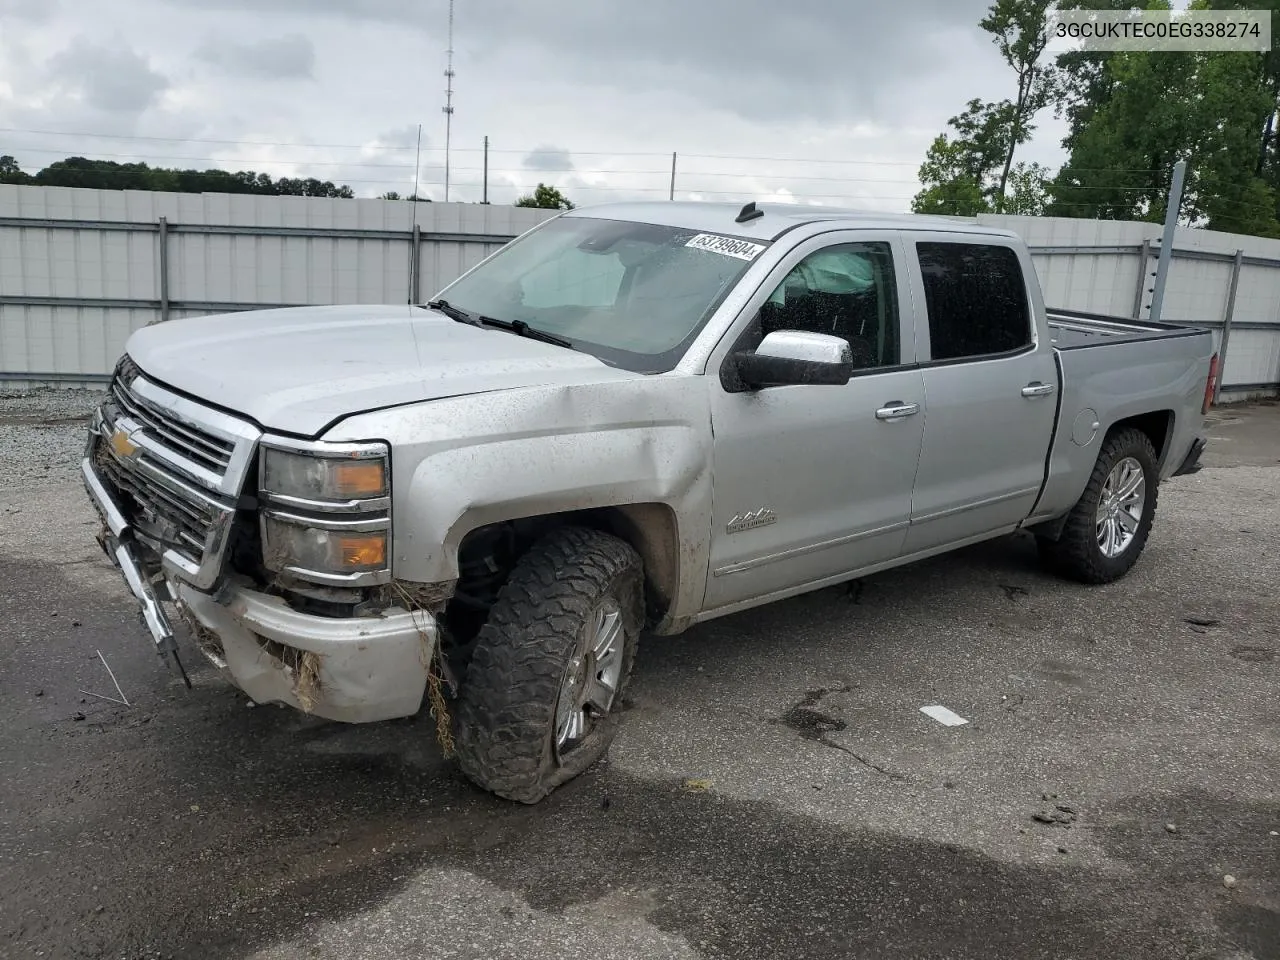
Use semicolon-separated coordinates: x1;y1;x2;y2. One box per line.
686;233;767;261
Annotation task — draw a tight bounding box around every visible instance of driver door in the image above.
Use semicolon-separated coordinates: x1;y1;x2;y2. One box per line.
704;232;926;612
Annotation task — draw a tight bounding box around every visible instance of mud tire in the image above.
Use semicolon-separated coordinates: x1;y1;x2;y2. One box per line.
453;526;644;804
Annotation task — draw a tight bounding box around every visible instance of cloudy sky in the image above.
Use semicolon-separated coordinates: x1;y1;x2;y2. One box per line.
0;0;1081;211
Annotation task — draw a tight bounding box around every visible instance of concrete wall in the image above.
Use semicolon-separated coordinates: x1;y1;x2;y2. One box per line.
1;185;1277;398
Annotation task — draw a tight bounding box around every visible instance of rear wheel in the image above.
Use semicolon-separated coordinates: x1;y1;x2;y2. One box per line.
453;526;644;803
1037;427;1159;584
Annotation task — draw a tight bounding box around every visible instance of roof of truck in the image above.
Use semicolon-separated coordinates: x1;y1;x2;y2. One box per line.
563;200;1022;243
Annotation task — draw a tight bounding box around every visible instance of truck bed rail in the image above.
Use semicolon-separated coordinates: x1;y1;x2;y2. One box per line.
1047;307;1211;351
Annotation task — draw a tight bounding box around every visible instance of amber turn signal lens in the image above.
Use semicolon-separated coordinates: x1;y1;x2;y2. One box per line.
338;532;387;569
331;460;386;498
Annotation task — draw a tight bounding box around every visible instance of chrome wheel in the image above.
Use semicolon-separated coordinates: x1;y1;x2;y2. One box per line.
1095;456;1145;559
554;598;624;757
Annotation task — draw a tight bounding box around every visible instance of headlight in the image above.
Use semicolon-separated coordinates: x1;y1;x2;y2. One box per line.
261;444;388;504
258;439;392;586
262;514;388;579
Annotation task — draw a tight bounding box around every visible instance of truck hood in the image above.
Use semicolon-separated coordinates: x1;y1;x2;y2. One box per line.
124;304;643;436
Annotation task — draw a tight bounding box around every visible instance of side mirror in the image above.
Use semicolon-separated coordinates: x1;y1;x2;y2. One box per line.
734;331;853;389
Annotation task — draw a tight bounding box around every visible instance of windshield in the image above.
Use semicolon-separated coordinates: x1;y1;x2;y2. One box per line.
433;216;769;372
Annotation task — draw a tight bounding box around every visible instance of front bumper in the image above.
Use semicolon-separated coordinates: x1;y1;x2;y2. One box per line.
83;452;436;724
178;583;434;723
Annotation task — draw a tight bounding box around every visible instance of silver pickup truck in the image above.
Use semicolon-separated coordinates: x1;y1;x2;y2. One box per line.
82;201;1216;802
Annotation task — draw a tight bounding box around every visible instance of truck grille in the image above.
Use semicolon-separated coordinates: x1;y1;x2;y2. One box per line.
90;356;261;589
94;441;214;558
113;357;235;476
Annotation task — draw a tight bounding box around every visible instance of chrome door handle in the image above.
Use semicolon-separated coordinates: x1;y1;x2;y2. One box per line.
875;402;920;420
1021;382;1055;398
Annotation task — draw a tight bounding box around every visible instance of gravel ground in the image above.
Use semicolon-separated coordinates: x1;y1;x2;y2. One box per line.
0;387;103;488
0;394;1276;960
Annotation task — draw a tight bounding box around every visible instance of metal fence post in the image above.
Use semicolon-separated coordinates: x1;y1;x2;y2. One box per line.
1131;238;1151;318
157;216;170;323
1214;248;1244;404
1148;159;1186;324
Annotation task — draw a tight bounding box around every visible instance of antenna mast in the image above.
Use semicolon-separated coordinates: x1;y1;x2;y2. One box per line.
442;0;455;202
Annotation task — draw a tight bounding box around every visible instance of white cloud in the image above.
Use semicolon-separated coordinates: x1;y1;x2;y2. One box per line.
0;0;1071;210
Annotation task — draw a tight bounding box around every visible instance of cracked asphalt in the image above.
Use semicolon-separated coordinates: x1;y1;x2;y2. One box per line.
1;395;1277;960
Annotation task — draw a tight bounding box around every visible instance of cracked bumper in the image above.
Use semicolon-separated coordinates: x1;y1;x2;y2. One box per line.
178;583;437;723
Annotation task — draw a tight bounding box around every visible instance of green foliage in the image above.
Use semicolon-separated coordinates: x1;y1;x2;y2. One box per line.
911;135;991;215
980;0;1058;204
0;155;355;197
917;0;1280;237
514;183;574;210
0;155;28;182
1003;162;1052;215
912;0;1057;214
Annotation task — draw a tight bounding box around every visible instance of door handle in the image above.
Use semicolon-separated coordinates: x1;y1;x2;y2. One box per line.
875;402;920;420
1021;382;1055;398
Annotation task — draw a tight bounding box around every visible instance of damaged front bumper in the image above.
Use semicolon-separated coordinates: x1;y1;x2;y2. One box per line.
177;583;435;723
82;455;191;682
83;452;437;723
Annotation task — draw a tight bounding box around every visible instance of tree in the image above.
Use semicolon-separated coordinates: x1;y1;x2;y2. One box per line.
979;0;1058;208
0;155;357;197
1003;161;1051;215
0;155;29;183
911;135;991;216
911;0;1056;215
1047;0;1280;234
911;101;1012;215
515;183;574;210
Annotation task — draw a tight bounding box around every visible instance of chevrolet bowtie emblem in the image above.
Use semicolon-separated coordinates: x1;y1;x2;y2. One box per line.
109;426;140;459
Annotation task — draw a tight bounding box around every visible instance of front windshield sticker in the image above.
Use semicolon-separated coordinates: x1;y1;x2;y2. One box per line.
685;233;768;261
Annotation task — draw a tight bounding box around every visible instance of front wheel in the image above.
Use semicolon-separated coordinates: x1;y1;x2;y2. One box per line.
1037;427;1160;584
452;526;644;803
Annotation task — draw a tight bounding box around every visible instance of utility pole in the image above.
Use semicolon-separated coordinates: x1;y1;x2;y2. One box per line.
669;152;677;201
483;135;489;204
442;0;455;202
1148;158;1186;324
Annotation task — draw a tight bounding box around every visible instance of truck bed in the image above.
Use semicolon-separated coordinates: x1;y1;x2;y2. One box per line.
1047;307;1207;349
1025;306;1216;530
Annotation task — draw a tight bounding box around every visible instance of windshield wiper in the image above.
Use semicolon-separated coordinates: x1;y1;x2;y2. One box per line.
476;316;574;349
422;299;573;349
421;298;476;325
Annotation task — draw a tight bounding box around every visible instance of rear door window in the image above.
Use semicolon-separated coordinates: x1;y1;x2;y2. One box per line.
916;242;1032;361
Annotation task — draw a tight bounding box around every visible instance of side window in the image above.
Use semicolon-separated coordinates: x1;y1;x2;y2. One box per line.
519;246;624;309
759;242;900;369
916;242;1031;361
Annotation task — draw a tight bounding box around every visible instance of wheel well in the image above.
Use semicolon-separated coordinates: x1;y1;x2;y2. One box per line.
447;504;679;635
1108;410;1173;467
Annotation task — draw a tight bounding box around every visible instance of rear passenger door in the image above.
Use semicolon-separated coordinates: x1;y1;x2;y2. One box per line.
901;236;1058;555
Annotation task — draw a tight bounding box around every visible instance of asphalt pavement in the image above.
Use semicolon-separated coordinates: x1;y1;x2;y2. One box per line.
0;396;1276;960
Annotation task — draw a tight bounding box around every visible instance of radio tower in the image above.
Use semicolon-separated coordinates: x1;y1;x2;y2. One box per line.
442;0;456;202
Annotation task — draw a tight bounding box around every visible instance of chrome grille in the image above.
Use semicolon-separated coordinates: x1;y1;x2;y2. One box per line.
112;358;234;475
94;441;213;559
90;357;262;590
